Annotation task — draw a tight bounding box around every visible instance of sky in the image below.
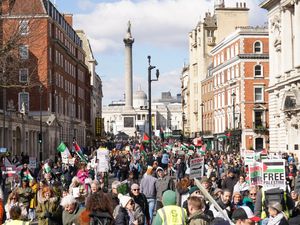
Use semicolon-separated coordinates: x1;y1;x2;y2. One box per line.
53;0;267;105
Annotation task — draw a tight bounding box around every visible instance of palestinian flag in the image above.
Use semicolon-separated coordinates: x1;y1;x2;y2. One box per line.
24;169;33;180
43;163;51;173
57;142;71;158
143;133;150;143
180;144;188;151
197;145;206;155
263;161;285;173
73;142;88;163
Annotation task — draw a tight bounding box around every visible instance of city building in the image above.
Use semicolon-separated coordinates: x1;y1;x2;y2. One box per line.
0;0;92;160
102;90;182;138
181;66;190;136
77;30;103;145
186;0;249;137
260;0;300;154
207;27;269;151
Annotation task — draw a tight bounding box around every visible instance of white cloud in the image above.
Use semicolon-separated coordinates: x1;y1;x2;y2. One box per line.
75;0;267;104
74;0;267;53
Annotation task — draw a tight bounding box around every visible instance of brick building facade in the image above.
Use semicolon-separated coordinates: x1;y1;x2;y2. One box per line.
0;0;91;160
203;27;269;151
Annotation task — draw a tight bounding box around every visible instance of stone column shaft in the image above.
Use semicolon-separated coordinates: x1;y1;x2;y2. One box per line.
294;1;300;67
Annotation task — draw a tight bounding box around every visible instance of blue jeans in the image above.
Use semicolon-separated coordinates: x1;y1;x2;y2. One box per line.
147;198;156;223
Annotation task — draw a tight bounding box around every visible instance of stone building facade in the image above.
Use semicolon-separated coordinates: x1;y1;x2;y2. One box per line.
261;0;300;153
186;0;249;137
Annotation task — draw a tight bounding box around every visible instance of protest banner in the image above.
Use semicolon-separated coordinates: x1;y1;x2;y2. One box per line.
189;157;204;179
244;150;255;165
262;159;286;190
29;157;37;169
97;148;109;172
247;162;262;186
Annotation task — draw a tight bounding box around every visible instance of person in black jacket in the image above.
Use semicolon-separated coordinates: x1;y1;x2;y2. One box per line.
222;169;238;194
289;202;300;225
129;183;150;225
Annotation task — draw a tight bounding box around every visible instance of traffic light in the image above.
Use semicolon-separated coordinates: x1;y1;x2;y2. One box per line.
38;133;42;144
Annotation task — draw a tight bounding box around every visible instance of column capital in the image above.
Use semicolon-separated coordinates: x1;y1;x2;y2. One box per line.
123;38;134;46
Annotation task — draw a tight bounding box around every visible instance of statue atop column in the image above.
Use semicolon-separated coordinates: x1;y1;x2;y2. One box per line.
124;20;134;41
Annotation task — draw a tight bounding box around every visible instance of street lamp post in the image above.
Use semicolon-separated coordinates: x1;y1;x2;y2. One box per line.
232;92;236;152
39;85;43;161
147;55;159;152
200;102;204;136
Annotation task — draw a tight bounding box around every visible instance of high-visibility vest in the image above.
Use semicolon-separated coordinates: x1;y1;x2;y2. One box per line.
158;205;187;225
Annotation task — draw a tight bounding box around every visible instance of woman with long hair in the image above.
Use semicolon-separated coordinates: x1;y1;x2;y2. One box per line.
79;192;114;225
36;186;61;225
5;192;27;220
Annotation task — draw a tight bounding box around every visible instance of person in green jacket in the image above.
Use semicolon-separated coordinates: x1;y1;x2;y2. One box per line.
152;190;187;225
36;186;61;225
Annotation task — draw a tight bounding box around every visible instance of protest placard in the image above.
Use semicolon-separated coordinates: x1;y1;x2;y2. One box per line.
189;157;204;179
29;157;37;169
97;148;109;172
262;160;286;190
248;162;262;186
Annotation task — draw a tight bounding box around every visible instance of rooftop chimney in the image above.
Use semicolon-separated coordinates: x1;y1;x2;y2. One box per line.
63;14;73;26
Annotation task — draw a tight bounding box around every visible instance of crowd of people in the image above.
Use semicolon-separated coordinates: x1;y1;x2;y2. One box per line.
0;140;298;225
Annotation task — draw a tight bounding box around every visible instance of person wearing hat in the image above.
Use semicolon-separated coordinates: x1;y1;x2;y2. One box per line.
140;166;157;223
155;166;174;211
152;190;187;225
114;194;144;225
232;206;261;225
266;202;288;225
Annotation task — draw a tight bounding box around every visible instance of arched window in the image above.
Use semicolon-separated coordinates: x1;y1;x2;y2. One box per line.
254;41;262;53
254;64;263;77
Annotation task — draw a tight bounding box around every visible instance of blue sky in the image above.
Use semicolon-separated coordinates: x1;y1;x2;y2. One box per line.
53;0;267;105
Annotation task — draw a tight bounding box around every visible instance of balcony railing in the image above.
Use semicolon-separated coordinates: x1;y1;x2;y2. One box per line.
253;122;269;134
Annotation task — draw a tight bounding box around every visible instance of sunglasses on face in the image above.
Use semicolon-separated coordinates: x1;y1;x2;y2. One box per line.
250;193;256;196
132;189;140;191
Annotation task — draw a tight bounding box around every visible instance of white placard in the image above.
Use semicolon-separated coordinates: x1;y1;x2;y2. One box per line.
72;187;80;198
190;157;204;179
97;148;109;172
29;157;37;169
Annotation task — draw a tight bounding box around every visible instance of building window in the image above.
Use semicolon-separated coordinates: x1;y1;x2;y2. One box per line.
18;92;29;112
254;41;262;53
19;20;29;35
254;87;264;102
19;45;29;59
254;64;263;77
19;68;28;83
